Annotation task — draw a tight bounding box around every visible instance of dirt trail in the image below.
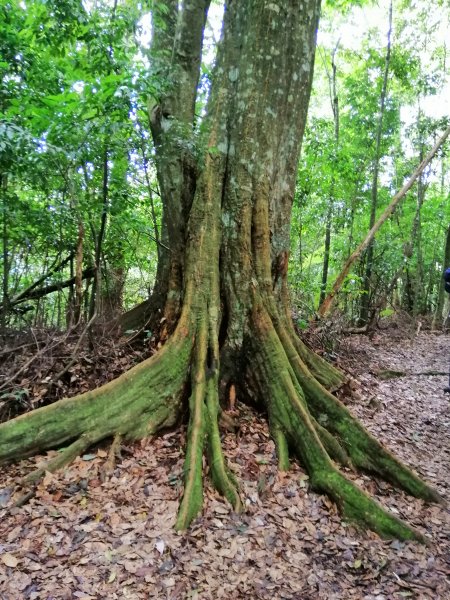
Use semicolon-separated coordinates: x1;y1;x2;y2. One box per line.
0;332;449;599
345;331;450;503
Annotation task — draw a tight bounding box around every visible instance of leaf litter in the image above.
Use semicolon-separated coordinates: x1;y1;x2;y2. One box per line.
0;330;449;599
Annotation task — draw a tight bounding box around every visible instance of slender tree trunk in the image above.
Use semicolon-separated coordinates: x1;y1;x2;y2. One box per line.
433;224;450;328
1;174;9;335
320;215;332;306
359;0;393;326
74;219;84;325
317;124;450;318
432;156;450;328
101;255;125;321
319;47;340;308
67;252;74;327
412;153;426;316
1;252;72;311
89;147;109;322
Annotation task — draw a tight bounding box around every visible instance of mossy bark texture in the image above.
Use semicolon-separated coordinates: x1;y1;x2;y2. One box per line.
0;1;442;540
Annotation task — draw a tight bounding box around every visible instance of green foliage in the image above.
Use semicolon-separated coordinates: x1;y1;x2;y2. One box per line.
1;0;165;327
1;0;449;330
291;0;450;323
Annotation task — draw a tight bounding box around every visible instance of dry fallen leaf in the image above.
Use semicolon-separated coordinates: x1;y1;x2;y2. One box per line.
107;570;116;583
1;553;19;567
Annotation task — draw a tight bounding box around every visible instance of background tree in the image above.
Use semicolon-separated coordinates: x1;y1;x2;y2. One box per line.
293;0;449;325
0;0;161;331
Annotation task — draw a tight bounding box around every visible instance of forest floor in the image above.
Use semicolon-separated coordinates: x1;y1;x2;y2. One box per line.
0;326;449;599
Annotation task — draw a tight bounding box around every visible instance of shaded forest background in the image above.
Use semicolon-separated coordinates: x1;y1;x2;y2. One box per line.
1;0;449;416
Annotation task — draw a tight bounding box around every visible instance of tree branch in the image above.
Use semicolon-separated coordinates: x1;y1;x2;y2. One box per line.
318;123;450;318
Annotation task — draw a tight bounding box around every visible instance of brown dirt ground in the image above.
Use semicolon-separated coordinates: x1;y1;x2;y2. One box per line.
0;330;449;599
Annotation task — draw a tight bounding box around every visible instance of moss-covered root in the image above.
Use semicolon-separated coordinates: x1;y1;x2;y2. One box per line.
290;332;346;392
291;353;442;503
314;470;426;542
252;302;423;541
283;382;423;541
270;420;290;471
176;318;241;530
22;431;103;486
102;433;122;478
307;379;443;504
271;315;442;504
175;319;208;531
206;378;242;511
0;328;192;464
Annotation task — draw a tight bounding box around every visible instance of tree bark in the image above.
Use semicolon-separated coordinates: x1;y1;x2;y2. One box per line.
74;219;84;325
147;0;211;336
0;0;442;541
88;145;109;324
1;174;9;335
411;146;426;316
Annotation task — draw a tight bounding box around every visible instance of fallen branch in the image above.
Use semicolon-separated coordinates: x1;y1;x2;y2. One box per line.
375;369;448;380
11;267;95;307
3;253;73;309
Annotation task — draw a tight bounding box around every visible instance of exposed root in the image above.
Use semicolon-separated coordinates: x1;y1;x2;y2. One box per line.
251;297;435;541
0;287;442;541
270;309;442;504
270;421;290;471
176;310;241;530
22;431;103;486
0;328;192;463
102;433;122;479
312;419;350;467
291;333;346;392
175;317;208;531
206;378;242;511
315;470;427;542
301;373;443;503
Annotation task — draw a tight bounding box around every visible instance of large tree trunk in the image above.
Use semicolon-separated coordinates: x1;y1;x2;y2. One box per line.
0;1;441;540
